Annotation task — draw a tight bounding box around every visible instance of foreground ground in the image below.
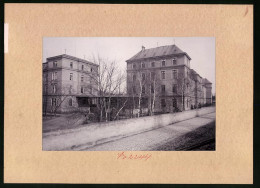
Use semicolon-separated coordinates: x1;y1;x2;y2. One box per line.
80;112;215;151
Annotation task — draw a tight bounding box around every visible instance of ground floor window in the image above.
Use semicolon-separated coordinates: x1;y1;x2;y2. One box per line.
68;98;73;106
51;98;57;106
161;99;166;108
172;98;177;108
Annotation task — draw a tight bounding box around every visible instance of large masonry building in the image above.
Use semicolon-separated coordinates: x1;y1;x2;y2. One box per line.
126;45;212;113
43;54;99;113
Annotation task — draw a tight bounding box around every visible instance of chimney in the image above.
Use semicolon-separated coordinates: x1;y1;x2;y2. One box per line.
142;46;145;51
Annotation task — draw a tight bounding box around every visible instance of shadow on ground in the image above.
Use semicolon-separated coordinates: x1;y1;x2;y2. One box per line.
154;121;215;151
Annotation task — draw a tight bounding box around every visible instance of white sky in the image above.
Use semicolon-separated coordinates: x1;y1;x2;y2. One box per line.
43;37;215;94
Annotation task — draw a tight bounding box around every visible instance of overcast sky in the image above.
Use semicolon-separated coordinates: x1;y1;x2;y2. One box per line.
43;37;215;94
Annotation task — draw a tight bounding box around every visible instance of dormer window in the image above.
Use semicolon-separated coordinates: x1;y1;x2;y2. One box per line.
162;60;166;67
141;62;145;68
53;61;57;67
70;62;73;69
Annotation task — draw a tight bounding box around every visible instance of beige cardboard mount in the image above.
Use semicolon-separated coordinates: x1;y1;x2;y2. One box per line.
4;4;253;184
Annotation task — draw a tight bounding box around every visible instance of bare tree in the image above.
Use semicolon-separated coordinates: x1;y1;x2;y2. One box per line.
133;68;148;118
147;71;160;116
89;54;127;122
176;72;196;111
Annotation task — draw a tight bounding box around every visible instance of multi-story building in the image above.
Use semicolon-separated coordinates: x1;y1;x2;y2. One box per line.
42;54;99;113
126;45;212;113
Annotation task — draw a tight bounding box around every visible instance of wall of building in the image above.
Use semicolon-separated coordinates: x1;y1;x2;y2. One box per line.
43;56;99;114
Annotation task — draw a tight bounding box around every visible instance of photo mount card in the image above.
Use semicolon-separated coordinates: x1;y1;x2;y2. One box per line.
4;4;253;184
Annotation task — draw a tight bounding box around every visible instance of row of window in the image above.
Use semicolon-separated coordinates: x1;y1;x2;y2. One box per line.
161;98;177;108
44;84;92;94
70;62;94;72
44;72;94;82
80;86;93;94
132;69;178;81
132;58;177;69
160;98;189;108
52;61;94;72
132;84;178;94
51;98;73;107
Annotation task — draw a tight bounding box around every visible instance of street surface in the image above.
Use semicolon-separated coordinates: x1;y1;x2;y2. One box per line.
81;112;216;151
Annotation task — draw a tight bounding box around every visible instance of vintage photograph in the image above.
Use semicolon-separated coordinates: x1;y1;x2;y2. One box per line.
42;37;215;151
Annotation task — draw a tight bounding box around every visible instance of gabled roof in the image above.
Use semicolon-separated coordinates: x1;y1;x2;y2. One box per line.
126;45;191;62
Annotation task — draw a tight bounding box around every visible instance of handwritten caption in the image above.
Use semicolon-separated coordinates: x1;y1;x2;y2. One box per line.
117;152;152;161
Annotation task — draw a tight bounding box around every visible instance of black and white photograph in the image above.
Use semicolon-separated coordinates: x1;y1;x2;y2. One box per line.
42;37;216;151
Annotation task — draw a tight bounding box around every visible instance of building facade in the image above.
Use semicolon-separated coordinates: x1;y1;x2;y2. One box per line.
126;45;212;113
43;54;99;113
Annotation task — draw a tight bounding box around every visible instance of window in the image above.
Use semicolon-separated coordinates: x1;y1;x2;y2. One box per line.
92;98;97;105
51;98;57;106
172;98;177;108
69;85;72;94
69;98;73;106
81;76;84;82
133;63;136;69
43;73;48;82
151;62;155;67
89;86;93;94
161;99;166;108
187;98;189;108
70;73;73;81
133;74;136;81
172;58;177;65
82;65;84;70
133;86;136;94
172;69;178;79
91;68;93;72
53;84;56;93
162;60;166;67
70;62;73;69
44;85;47;93
161;85;165;93
161;71;165;79
53;61;57;67
51;72;57;80
141;62;145;68
172;84;177;93
151;84;154;93
142;73;146;81
81;86;84;94
142;86;145;94
151;72;155;80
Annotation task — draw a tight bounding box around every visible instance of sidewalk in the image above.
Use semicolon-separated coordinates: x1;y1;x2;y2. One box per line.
81;112;216;151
